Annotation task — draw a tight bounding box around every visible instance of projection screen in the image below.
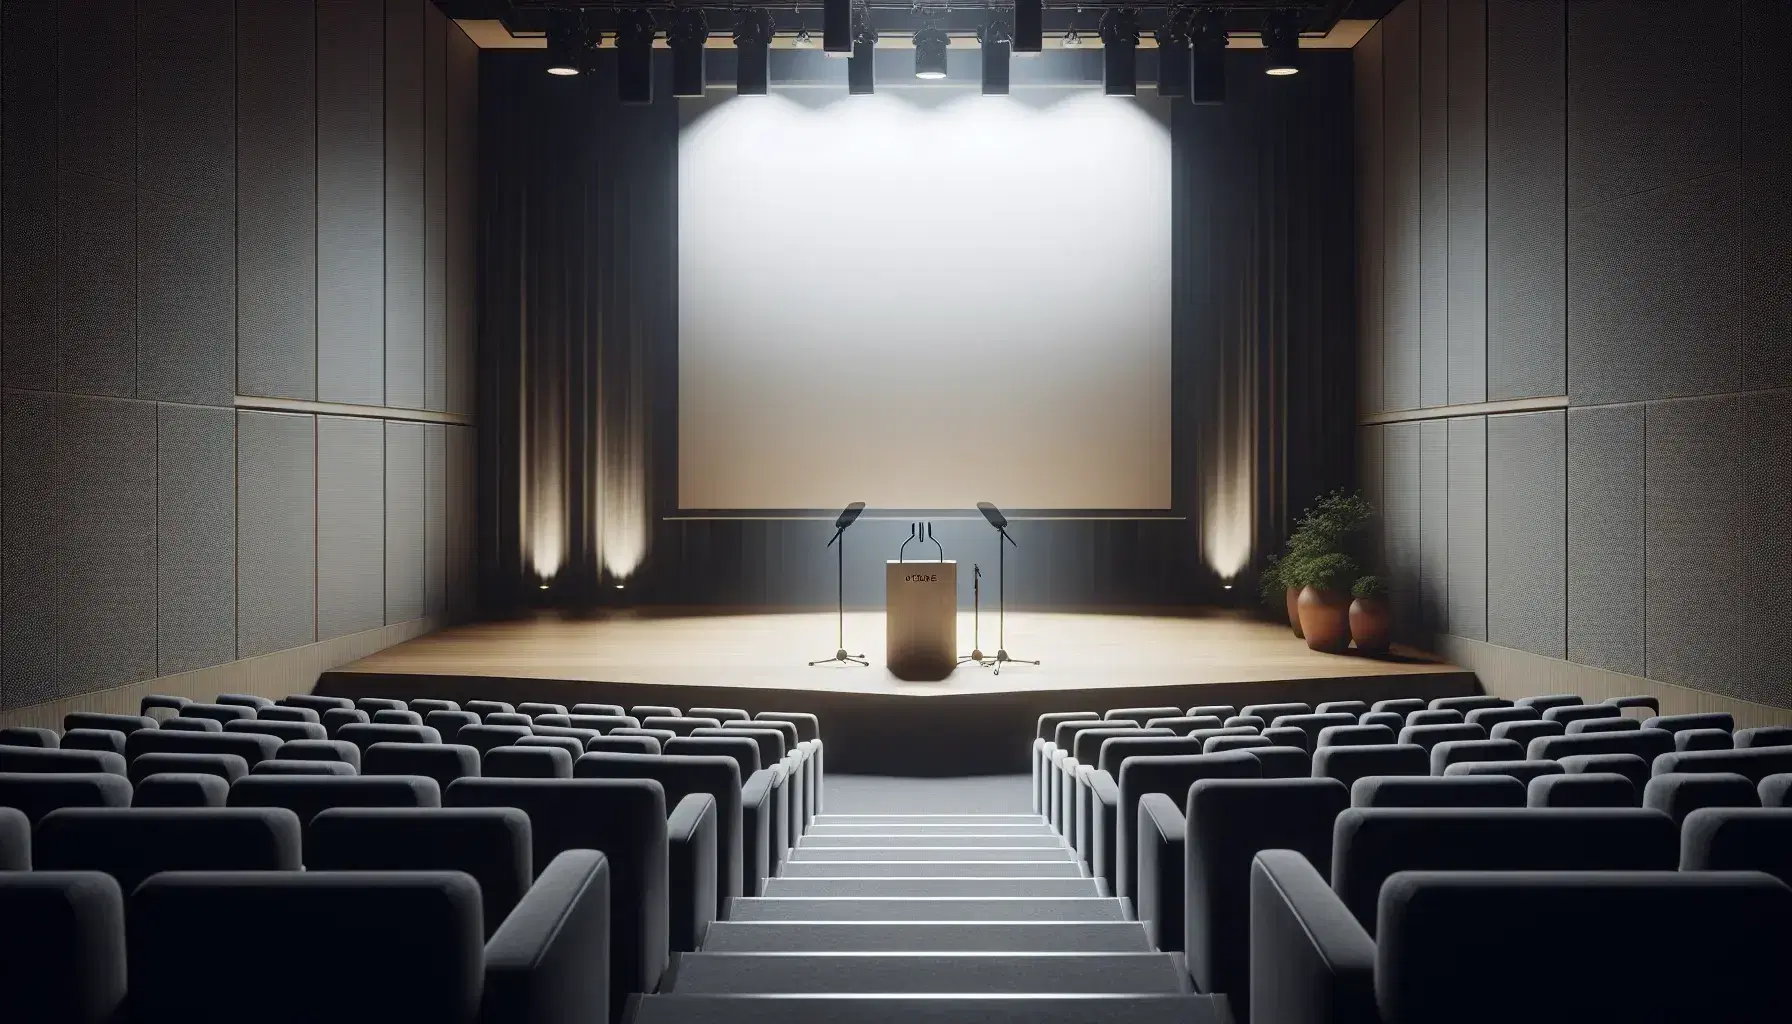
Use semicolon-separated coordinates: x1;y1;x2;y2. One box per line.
678;90;1172;510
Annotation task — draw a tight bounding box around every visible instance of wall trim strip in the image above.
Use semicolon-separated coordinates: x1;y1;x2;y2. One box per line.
234;396;473;426
1360;395;1567;425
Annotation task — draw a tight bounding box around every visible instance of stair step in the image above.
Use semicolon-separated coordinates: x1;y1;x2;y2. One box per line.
814;814;1045;826
727;898;1130;923
792;846;1076;862
667;952;1190;996
781;860;1085;879
764;877;1102;899
700;921;1154;953
801;834;1066;849
627;994;1228;1024
809;823;1055;836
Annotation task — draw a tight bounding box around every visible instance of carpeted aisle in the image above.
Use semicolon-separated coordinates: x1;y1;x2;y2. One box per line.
823;774;1032;815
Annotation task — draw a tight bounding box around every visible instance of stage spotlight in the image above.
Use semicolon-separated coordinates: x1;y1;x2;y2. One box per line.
669;9;708;98
616;9;656;105
914;25;949;80
545;23;581;76
1062;28;1083;48
981;17;1012;95
734;9;773;95
824;0;852;53
1189;9;1228;104
1100;8;1139;97
848;14;877;94
1014;0;1042;54
1154;12;1188;98
1263;10;1302;76
794;27;815;48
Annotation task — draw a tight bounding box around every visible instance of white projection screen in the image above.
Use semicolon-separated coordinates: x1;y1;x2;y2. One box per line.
678;90;1172;510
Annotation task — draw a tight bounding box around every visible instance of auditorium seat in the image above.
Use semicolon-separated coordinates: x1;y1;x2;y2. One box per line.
1515;693;1581;711
1559;752;1650;799
1317;724;1396;748
65;712;157;736
1224;715;1267;730
1602;694;1660;712
1049;722;1140;832
277;738;363;771
576;751;743;918
1247;746;1312;780
362;742;481;787
1272;713;1357;750
0;746;124;776
633;705;681;720
1403;709;1462;728
1761;774;1792;807
1144;716;1223;735
1427;738;1523;776
1675;727;1733;751
61;729;127;756
180;702;256;725
644;716;722;736
1371;698;1426;717
1680;807;1792;885
252;759;357;776
0;872;126;1024
158;716;222;732
425;709;481;743
1736;725;1792;749
1350;776;1526;809
321;707;369;736
1565;716;1640;735
356;697;409;714
592;734;662;755
216;693;274;710
307;807;534;936
1190;704;1236;719
1190;726;1258;746
35;807;303;891
570;714;642;733
486;712;536;728
687;707;750;723
1442;760;1563;786
141;693;193;716
573;702;627;717
1489;718;1562;747
1643;772;1760;823
1541;704;1620;727
1528;772;1635;808
465;699;516;717
409;698;460;715
1330;807;1679;931
1653;745;1792;784
1464;705;1538;730
1242;702;1311;723
518;735;586;759
533;724;604;747
1396;723;1484;753
1428;695;1508;714
225;718;328;743
257;705;320;724
1315;700;1368;717
1526;728;1674;764
128;728;282;769
228;774;442;836
331;722;444;754
0;774;131;822
1261;726;1309;750
666;735;762;777
1204;734;1271;753
485;745;575;779
1645;711;1734;735
0;726;58;748
518;702;569;718
1105;706;1184;727
127;751;246;785
756;711;820;745
1311;744;1429;788
281;694;354;714
1113;750;1259;900
0;805;30;869
373;708;426;726
1358;711;1404;732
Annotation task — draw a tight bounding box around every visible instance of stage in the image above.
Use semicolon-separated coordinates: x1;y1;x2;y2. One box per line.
321;608;1478;774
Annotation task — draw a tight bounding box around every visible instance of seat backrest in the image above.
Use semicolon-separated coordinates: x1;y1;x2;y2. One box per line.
179;703;255;725
227;774;442;833
1358;711;1404;732
281;694;355;714
1315;701;1368;717
1223;716;1267;731
1247;746;1313;779
257;706;320;724
335;723;443;753
128;753;247;785
1404;709;1463;728
516;735;585;759
483;745;574;779
1397;723;1485;753
424;710;481;743
1443;760;1563;785
447;723;532;756
1318;724;1397;748
1242;702;1312;722
1113;751;1261;898
1564;717;1641;735
1674;727;1733;752
1653;745;1792;784
1762;773;1792;808
574;751;743;911
1541;704;1620;726
1464;705;1540;730
1515;693;1581;712
1526;728;1674;764
320;707;370;736
569;715;640;733
1271;714;1358;750
225;719;328;743
1189;705;1237;719
1078;727;1173;766
1053;718;1132;750
1680;807;1792;886
1104;706;1183;727
465;699;516;717
1332;807;1679;932
251;759;358;776
0;746;125;776
355;697;409;714
591;734;662;755
0;872;126;1024
1643;772;1759;824
572;702;625;717
1311;744;1429;788
518;702;569;718
1558;753;1650;797
643;716;721;736
215;694;273;710
142;694;194;715
1143;716;1224;736
158;717;222;733
486;712;534;728
733;718;799;748
61;730;127;756
129;871;484;1023
666;735;762;777
64;712;157;736
0;772;132;823
1736;725;1792;750
687;707;750;723
1375;870;1791;1024
1428;738;1525;776
0;806;29;869
126;729;282;768
1351;775;1526;809
360;743;481;788
1205;735;1272;754
372;709;425;727
309;807;533;937
408;698;460;715
631;705;681;720
1644;711;1734;735
755;711;819;743
1096;733;1205;777
276;738;363;770
1527;772;1636;808
36;807;302;892
1428;695;1509;714
1371;698;1427;717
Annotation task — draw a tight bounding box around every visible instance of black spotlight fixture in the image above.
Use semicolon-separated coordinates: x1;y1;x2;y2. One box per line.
824;0;853;53
848;7;877;94
670;9;709;97
1263;9;1301;76
1189;8;1227;103
1100;8;1139;97
734;9;774;95
1154;10;1189;99
616;9;656;104
1014;0;1042;55
545;18;582;76
914;23;949;80
981;16;1012;95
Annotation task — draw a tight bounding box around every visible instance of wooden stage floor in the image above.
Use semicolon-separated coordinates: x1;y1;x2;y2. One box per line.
323;608;1477;775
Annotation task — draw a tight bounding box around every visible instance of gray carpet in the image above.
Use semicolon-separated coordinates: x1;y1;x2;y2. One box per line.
824;774;1032;814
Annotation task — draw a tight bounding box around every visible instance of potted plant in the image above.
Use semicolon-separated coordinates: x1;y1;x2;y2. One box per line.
1295;552;1358;654
1349;575;1391;654
1261;554;1304;637
1265;490;1373;639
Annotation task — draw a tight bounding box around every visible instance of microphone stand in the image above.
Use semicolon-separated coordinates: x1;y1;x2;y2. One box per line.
957;563;987;666
808;510;869;667
988;523;1040;676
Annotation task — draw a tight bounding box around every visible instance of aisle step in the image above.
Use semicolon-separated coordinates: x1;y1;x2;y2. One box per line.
780;860;1085;879
763;877;1102;899
728;897;1130;922
801;834;1066;849
813;814;1043;826
626;994;1229;1024
792;845;1075;862
809;823;1055;836
665;952;1191;995
700;921;1153;953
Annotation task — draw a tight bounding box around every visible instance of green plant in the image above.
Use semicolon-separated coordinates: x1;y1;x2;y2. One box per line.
1290;489;1374;555
1289;552;1358;592
1260;554;1287;605
1352;575;1387;599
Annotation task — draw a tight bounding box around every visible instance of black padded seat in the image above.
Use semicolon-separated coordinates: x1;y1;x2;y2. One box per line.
309;807;534;937
568;714;640;734
1114;750;1260;899
1644;772;1760;823
280;694;355;714
1559;752;1651;798
426;710;481;743
1736;725;1792;749
1095;734;1206;778
1405;709;1463;728
1443;760;1564;785
128;728;282;769
36;807;302;891
362;742;481;788
1527;728;1674;764
1645;711;1734;735
1489;719;1563;747
1261;727;1309;750
1242;702;1312;723
0;806;29;869
216;693;275;710
60;730;128;756
532;714;574;727
277;738;363;771
1053;717;1135;751
141;694;192;716
1248;746;1313;779
226;719;328;743
518;702;569;718
1189;704;1237;720
1318;724;1397;748
1371;698;1427;717
590;734;662;755
1224;715;1268;731
335;722;444;753
0;726;59;748
1681;807;1792;885
446;776;668;1020
321;707;370;736
355;697;409;714
0;773;131;823
755;711;820;743
632;705;681;720
1075;726;1171;766
484;745;574;779
1315;701;1368;717
1566;716;1641;735
572;702;626;717
257;706;320;724
1311;744;1429;788
1271;713;1358;750
228;774;442;834
1654;745;1792;784
1542;704;1620;727
1528;772;1635;808
1144;716;1223;735
180;703;256;725
1602;694;1660;712
409;698;460;715
732;718;799;749
576;751;743;916
1677;728;1734;752
1764;774;1792;807
643;716;722;736
1516;693;1582;711
64;712;157;736
1186;778;1349;1016
1206;735;1272;753
464;699;516;717
1428;738;1524;776
517;735;585;759
687;707;750;723
485;712;535;728
452;724;531;755
1105;706;1184;727
252;759;357;776
1397;723;1485;753
1331;807;1680;933
666;735;763;777
159;717;222;732
1350;775;1526;809
128;752;246;785
531;724;602;746
618;727;676;744
1358;711;1404;732
0;872;127;1024
373;708;425;726
1465;705;1540;730
1428;695;1509;714
0;746;124;775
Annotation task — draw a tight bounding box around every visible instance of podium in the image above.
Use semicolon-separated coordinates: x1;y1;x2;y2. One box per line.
886;560;956;680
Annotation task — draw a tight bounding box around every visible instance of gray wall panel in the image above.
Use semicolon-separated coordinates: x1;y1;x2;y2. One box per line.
60;0;135;185
1738;390;1792;709
1741;0;1792;391
425;423;446;615
385;420;425;622
1381;1;1423;412
1567;171;1741;405
318;416;386;639
1384;422;1423;642
2;391;61;709
1356;25;1385;418
385;0;426;409
1446;0;1487;406
137;0;235;198
1446;416;1487;641
1359;425;1386;591
1645;396;1742;696
446;424;476;620
1565;405;1644;676
1419;418;1449;635
424;3;449;412
1487;410;1565;658
236;0;318;401
237;411;317;658
1485;0;1565;400
1419;0;1450;409
318;0;388;406
2;7;60;390
446;23;478;417
157;404;237;675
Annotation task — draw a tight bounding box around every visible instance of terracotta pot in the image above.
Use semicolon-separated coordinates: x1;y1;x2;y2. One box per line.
1298;586;1352;653
1350;594;1392;654
1285;586;1305;638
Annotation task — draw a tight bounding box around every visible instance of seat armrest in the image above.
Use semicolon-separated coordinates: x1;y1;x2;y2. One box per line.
805;738;823;816
1137;792;1186;952
1089;769;1120;896
1033;739;1048;814
483;849;612;1024
780;752;805;847
1050;749;1071;832
1249;850;1377;1024
741;768;776;897
665;793;717;952
1074;765;1097;865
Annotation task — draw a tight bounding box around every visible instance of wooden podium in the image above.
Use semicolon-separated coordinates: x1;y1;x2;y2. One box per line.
885;560;957;680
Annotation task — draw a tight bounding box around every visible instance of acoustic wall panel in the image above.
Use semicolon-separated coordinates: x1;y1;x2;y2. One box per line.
1566;0;1740;211
1384;422;1423;644
445;424;476;619
318;0;388;406
318;416;386;640
1567;171;1741;405
2;8;60;390
1447;0;1488;406
1738;390;1792;709
1;391;59;710
1446;416;1487;641
1356;25;1385;418
425;423;446;615
1645;396;1742;697
237;411;317;659
1419;418;1449;635
60;0;136;183
1380;1;1423;412
1487;410;1565;658
1741;0;1792;391
385;420;425;623
1359;425;1386;593
424;3;449;412
445;23;479;417
1419;0;1450;409
1565;405;1643;677
157;404;237;676
1485;0;1565;401
237;0;318;401
385;0;427;409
